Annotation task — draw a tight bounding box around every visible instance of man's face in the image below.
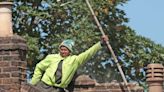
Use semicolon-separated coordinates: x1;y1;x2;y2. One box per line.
59;46;70;57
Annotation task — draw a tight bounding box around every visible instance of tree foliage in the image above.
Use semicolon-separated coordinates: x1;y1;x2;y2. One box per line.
11;0;164;85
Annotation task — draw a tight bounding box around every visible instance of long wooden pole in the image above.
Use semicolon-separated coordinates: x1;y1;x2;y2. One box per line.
85;0;131;92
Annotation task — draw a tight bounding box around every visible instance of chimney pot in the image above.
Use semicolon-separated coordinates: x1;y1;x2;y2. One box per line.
0;2;13;37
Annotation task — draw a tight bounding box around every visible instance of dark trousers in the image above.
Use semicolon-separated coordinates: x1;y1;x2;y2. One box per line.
35;81;65;92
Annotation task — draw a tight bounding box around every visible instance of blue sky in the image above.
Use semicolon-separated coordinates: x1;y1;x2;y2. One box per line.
121;0;164;46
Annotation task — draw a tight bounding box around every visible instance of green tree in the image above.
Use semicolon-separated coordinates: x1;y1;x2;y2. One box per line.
12;0;164;86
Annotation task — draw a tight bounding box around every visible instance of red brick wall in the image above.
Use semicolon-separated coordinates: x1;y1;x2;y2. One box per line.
20;75;144;92
0;35;27;92
73;75;143;92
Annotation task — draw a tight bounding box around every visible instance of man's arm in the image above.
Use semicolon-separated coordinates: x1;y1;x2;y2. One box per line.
76;35;108;66
76;42;102;66
30;55;52;85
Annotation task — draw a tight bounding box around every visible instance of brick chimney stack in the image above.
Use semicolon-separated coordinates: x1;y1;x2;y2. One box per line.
0;2;13;37
0;1;27;92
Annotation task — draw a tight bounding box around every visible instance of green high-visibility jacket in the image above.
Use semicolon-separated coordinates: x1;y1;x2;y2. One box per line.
31;42;102;88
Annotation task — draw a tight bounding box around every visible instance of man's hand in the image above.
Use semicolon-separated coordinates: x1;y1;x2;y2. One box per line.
101;35;109;46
